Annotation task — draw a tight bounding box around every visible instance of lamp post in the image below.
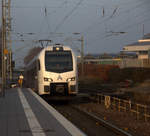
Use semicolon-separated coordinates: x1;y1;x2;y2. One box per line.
72;33;84;77
78;35;84;77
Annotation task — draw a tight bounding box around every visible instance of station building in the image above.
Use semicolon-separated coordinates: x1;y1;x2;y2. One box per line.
123;33;150;59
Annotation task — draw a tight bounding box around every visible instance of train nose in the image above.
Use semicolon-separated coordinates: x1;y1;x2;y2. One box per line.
50;83;68;95
56;85;64;93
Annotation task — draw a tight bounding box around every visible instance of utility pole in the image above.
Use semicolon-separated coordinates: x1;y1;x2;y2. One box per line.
72;33;84;77
1;0;11;96
1;0;6;96
5;0;12;80
81;35;84;77
143;24;145;39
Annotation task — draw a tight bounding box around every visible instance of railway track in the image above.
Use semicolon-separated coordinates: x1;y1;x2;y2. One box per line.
71;104;132;136
79;87;129;99
50;100;132;136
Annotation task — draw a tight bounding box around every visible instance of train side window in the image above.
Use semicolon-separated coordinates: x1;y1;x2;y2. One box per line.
38;59;40;71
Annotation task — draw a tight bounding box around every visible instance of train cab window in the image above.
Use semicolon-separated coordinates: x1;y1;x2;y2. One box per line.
38;59;40;71
45;51;73;73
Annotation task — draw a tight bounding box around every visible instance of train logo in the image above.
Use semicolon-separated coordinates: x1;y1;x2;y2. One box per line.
57;75;62;80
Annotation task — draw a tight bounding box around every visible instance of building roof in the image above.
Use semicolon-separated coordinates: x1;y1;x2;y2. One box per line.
143;33;150;39
125;42;150;47
124;33;150;47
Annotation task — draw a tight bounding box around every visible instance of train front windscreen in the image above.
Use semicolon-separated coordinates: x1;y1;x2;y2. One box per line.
45;51;73;73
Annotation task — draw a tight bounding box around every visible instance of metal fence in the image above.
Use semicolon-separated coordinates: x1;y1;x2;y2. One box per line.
91;93;150;122
119;59;150;68
83;58;150;68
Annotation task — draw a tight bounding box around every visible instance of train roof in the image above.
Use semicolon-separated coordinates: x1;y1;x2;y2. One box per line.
44;45;72;50
25;45;74;69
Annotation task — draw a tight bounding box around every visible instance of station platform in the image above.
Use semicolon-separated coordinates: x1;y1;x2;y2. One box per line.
0;88;86;136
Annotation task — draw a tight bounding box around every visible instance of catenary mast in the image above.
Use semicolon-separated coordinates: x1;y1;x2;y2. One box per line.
1;0;12;96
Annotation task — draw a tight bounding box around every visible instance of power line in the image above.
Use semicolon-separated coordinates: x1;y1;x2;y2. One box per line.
8;1;109;9
109;8;150;33
109;6;118;18
12;31;37;54
85;3;150;45
102;6;150;37
8;5;64;9
87;15;150;46
11;0;150;55
81;1;150;45
41;0;54;41
82;0;150;34
53;0;84;32
119;16;150;33
20;0;63;48
48;1;68;16
92;7;150;38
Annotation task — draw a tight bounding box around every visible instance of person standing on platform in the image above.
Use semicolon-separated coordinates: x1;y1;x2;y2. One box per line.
18;74;24;88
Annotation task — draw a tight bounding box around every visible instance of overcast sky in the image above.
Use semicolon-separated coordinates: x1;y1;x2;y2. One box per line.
3;0;150;67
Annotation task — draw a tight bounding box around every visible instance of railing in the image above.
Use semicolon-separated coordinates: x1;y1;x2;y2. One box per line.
90;93;150;122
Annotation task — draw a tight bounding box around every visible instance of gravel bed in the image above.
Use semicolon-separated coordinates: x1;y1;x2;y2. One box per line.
78;103;150;136
53;104;117;136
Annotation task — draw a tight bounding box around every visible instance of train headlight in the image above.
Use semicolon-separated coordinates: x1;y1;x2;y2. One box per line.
44;77;48;81
67;77;75;82
56;47;59;51
44;77;53;82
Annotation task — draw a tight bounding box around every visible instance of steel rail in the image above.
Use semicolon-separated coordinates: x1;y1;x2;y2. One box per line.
71;105;132;136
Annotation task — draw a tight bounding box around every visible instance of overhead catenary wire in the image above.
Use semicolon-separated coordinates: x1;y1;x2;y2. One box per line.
87;15;150;47
40;1;68;42
109;6;118;18
85;2;150;44
11;0;150;40
90;6;150;38
27;0;52;47
46;0;68;39
11;0;148;36
42;0;51;32
102;7;150;37
10;0;150;62
80;0;150;47
82;0;150;34
7;1;113;9
108;8;150;34
53;0;84;33
11;32;38;66
48;1;68;16
25;1;66;47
